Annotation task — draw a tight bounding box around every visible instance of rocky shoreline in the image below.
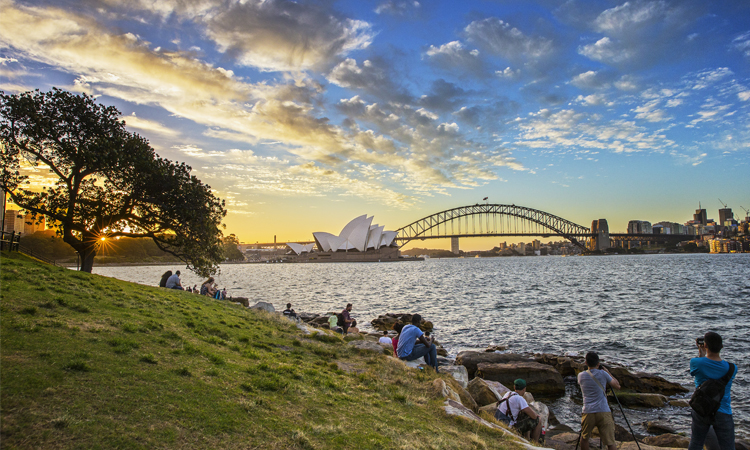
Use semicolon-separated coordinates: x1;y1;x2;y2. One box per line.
268;308;748;450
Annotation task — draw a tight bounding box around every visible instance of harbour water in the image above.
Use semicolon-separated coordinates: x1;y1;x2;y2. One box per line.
93;253;749;439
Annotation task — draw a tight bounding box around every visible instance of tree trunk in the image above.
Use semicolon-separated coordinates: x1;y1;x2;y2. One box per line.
63;230;98;273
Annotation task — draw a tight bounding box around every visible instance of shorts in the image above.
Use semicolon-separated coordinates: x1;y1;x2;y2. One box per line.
581;412;615;446
514;413;540;435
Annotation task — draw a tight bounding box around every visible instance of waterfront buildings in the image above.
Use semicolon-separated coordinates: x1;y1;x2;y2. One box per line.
2;210;45;236
627;220;652;234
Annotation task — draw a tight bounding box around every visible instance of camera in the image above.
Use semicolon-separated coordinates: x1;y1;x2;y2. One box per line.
696;337;705;346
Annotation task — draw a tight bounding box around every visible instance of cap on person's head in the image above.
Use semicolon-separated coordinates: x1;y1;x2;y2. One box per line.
411;314;422;324
585;351;600;368
514;379;526;390
704;331;723;353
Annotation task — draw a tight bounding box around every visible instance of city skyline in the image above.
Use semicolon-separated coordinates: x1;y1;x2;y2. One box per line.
1;0;749;250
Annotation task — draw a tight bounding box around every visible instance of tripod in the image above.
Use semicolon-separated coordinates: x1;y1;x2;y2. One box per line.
574;387;643;450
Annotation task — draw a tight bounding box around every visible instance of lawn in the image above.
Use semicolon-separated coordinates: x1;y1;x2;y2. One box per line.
1;251;522;450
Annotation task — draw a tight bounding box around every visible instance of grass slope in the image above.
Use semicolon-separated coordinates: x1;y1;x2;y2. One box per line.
1;252;520;450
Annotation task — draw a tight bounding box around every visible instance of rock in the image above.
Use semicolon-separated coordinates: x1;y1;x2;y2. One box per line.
440;365;469;388
736;440;750;450
524;392;535;405
546;424;575;438
250;301;275;312
445;377;478;412
546;431;584;450
294;321;312;335
643;421;676;435
485;345;508;352
608;392;667;408
348;340;388;354
536;353;585;377
455;351;533;378
476;361;565;398
402;356;426;369
643;434;690;448
370;313;434;332
619;441;686;450
668;399;689;408
441;400;518;440
233;297;249;307
434;379;462;403
437;347;449;357
467;378;501;406
530;401;549;430
484;379;511;398
478;401;499;416
614;423;636;442
607;367;688;395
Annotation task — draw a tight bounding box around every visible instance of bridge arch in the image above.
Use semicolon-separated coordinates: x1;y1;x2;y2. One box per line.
395;204;591;249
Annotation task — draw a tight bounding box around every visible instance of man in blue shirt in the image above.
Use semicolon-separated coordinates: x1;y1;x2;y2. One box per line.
395;314;438;372
688;331;737;450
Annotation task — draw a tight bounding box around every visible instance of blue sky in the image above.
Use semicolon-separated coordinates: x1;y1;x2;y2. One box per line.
1;0;748;249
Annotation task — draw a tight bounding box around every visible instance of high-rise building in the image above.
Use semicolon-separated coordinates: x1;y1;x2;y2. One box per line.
718;208;732;226
627;220;652;234
693;204;707;225
3;210;25;234
23;212;45;235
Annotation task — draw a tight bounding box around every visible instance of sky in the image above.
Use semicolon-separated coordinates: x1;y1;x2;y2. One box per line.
1;0;749;250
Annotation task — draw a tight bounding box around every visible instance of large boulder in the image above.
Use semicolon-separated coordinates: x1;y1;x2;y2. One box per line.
250;301;275;312
233;297;250;307
348;340;388;354
607;367;688;395
484;380;511;399
608;392;667;408
455;351;533;378
643;421;676;434
536;353;585;377
445;377;478;412
476;361;565;398
440;365;469;388
370;313;434;332
467;378;501;406
643;434;690;448
619;441;687;450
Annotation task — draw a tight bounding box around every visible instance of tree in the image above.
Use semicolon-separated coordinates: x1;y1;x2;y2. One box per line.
1;89;226;275
222;234;245;261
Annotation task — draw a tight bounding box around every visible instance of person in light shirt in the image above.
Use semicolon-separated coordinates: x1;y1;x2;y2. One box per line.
378;331;392;345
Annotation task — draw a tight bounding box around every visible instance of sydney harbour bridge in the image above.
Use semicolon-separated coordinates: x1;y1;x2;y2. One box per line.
254;203;693;253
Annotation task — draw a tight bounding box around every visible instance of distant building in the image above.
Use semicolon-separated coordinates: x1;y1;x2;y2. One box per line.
532;239;541;251
693;206;707;225
718;208;733;226
627;220;652;234
3;210;25;234
23;212;45;235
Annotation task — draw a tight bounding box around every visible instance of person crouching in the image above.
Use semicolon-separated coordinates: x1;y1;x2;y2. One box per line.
495;379;542;442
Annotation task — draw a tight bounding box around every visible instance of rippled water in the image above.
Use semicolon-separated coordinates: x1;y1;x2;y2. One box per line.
94;253;749;438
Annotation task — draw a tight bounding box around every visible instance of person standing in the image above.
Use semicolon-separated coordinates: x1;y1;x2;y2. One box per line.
688;332;737;450
496;379;542;442
165;270;183;290
578;351;621;450
395;314;438;372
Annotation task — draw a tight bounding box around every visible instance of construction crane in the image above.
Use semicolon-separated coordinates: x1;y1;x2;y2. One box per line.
741;206;750;221
718;198;728;208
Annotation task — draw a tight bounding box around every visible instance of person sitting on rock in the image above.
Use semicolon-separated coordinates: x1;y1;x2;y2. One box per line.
395;314;438;372
328;313;342;333
339;303;355;334
282;303;297;319
578;352;621;450
496;379;542;442
378;331;392;345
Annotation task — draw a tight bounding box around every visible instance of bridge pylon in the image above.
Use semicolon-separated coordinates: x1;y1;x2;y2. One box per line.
590;219;610;252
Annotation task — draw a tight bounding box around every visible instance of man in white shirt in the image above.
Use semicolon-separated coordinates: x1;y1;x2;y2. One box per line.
165;270;183;290
378;331;392;345
496;379;542;442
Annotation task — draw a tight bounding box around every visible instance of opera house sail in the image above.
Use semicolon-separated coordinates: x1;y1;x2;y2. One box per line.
286;215;401;262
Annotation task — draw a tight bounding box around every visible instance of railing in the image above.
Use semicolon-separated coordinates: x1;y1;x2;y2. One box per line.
0;231;21;251
1;231;57;266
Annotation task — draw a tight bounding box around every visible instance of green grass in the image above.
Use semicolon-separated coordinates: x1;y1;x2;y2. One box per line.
1;251;520;449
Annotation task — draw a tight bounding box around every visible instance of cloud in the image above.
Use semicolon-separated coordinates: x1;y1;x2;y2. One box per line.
495;67;520;80
579;0;703;69
739;91;750;102
570;70;610;89
733;31;750;58
574;94;610;106
203;1;374;72
633;100;669;122
123;113;180;137
375;1;421;17
424;41;485;75
327;57;411;103
464;18;554;64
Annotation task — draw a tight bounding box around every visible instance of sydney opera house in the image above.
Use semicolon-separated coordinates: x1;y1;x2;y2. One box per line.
286;215;402;262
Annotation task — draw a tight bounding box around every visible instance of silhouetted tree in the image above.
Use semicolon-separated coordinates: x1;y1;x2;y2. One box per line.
222;234;244;261
1;89;226;275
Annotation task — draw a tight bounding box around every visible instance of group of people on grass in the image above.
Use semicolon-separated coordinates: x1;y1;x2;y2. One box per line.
158;271;227;300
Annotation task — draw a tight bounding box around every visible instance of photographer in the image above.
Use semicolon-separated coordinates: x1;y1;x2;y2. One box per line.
689;332;737;450
578;352;620;450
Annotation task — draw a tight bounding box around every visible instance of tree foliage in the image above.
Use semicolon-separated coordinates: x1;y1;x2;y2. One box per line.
1;88;226;275
222;233;245;261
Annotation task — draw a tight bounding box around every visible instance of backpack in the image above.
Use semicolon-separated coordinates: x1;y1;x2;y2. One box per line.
689;362;735;419
494;393;517;425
